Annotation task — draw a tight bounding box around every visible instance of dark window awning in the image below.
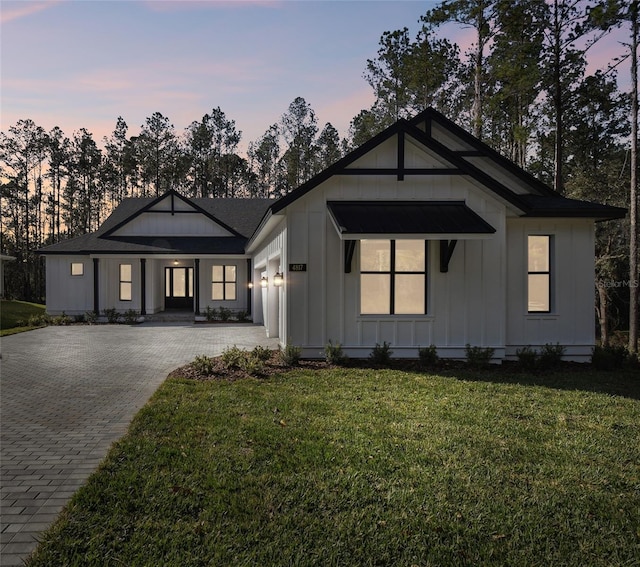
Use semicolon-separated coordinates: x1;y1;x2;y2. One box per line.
327;201;496;240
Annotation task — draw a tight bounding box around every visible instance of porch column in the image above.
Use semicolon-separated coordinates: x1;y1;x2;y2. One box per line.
246;258;252;315
194;259;200;314
93;258;99;315
140;258;146;315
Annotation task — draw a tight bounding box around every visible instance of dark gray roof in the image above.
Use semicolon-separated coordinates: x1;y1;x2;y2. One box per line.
327;201;496;235
39;194;275;255
519;194;627;221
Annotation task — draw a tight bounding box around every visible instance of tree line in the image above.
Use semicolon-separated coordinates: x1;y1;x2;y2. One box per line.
1;0;637;350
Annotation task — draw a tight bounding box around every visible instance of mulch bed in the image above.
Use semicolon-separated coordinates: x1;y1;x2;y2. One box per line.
168;350;607;383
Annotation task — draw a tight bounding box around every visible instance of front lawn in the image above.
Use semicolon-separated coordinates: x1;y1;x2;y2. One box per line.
27;365;640;566
0;299;46;335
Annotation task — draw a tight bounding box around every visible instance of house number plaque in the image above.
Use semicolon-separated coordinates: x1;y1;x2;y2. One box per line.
289;263;307;272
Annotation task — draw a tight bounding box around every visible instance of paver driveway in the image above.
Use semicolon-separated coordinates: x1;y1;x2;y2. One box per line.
0;323;278;566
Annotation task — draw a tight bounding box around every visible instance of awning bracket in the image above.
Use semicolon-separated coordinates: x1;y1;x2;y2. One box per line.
440;239;458;273
345;240;356;273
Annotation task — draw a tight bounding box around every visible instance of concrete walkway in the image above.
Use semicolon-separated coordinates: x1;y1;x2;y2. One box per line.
0;323;278;566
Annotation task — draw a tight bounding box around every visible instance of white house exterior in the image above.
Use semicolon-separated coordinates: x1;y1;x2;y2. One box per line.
40;109;625;361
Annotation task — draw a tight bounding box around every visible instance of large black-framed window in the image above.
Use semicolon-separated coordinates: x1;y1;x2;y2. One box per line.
360;239;427;315
527;235;552;313
212;265;237;301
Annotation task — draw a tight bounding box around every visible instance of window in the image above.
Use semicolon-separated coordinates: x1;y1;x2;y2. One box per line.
212;265;236;301
360;239;426;315
528;235;552;312
119;264;132;301
70;262;84;276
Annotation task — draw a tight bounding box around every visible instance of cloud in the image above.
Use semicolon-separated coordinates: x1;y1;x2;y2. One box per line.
0;0;63;24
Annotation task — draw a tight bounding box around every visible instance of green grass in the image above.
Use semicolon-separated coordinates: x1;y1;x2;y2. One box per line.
27;367;640;566
0;299;46;335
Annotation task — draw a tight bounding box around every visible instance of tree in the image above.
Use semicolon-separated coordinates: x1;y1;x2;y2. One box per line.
184;107;242;197
279;97;318;190
424;0;500;138
484;0;546;166
102;117;135;205
628;0;639;354
136;112;179;197
314;123;342;173
247;124;280;197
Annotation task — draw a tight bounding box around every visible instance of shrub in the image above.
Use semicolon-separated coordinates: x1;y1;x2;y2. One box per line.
103;308;120;324
236;310;250;322
418;345;438;367
279;343;302;367
239;355;265;377
51;312;72;326
324;340;348;366
204;306;217;322
592;344;629;371
84;311;98;324
221;345;246;369
218;307;232;322
369;342;393;366
516;346;539;371
251;345;272;362
538;343;565;370
123;309;139;324
192;354;216;376
28;313;50;327
465;344;494;368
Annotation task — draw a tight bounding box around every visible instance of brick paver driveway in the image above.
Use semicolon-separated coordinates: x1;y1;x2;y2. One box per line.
0;323;278;566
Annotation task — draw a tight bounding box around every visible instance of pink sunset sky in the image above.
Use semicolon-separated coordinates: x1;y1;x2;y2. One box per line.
1;0;633;155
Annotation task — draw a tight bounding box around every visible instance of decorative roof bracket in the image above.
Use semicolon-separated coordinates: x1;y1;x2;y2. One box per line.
439;239;458;273
344;240;356;273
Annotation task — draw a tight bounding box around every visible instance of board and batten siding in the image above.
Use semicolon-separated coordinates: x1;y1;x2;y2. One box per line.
505;218;596;361
283;170;508;359
45;255;94;315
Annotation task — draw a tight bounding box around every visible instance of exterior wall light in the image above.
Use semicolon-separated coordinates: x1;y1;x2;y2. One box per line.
248;281;254;289
260;276;268;288
273;272;284;287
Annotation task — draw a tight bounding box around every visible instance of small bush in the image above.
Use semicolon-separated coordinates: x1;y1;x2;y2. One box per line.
239;355;265;377
221;345;246;369
28;313;50;327
538;343;565;370
236;310;250;322
123;309;139;324
592;344;629;371
251;345;272;362
324;340;348;365
370;342;393;366
84;311;98;324
465;344;494;368
192;354;216;376
204;306;217;322
218;307;232;322
51;312;72;326
279;343;302;367
516;346;539;371
103;308;120;324
418;345;438;367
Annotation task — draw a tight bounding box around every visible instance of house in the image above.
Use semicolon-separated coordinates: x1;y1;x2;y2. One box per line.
39;109;626;361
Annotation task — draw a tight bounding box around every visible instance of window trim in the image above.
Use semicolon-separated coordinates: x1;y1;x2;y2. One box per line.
360;239;428;315
527;234;553;314
212;264;237;301
119;263;133;302
70;262;84;276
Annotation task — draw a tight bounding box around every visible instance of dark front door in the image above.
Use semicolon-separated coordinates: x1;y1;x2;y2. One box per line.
165;267;194;310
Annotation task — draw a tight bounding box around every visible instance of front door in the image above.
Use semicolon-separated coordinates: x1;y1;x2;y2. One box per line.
165;267;194;310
